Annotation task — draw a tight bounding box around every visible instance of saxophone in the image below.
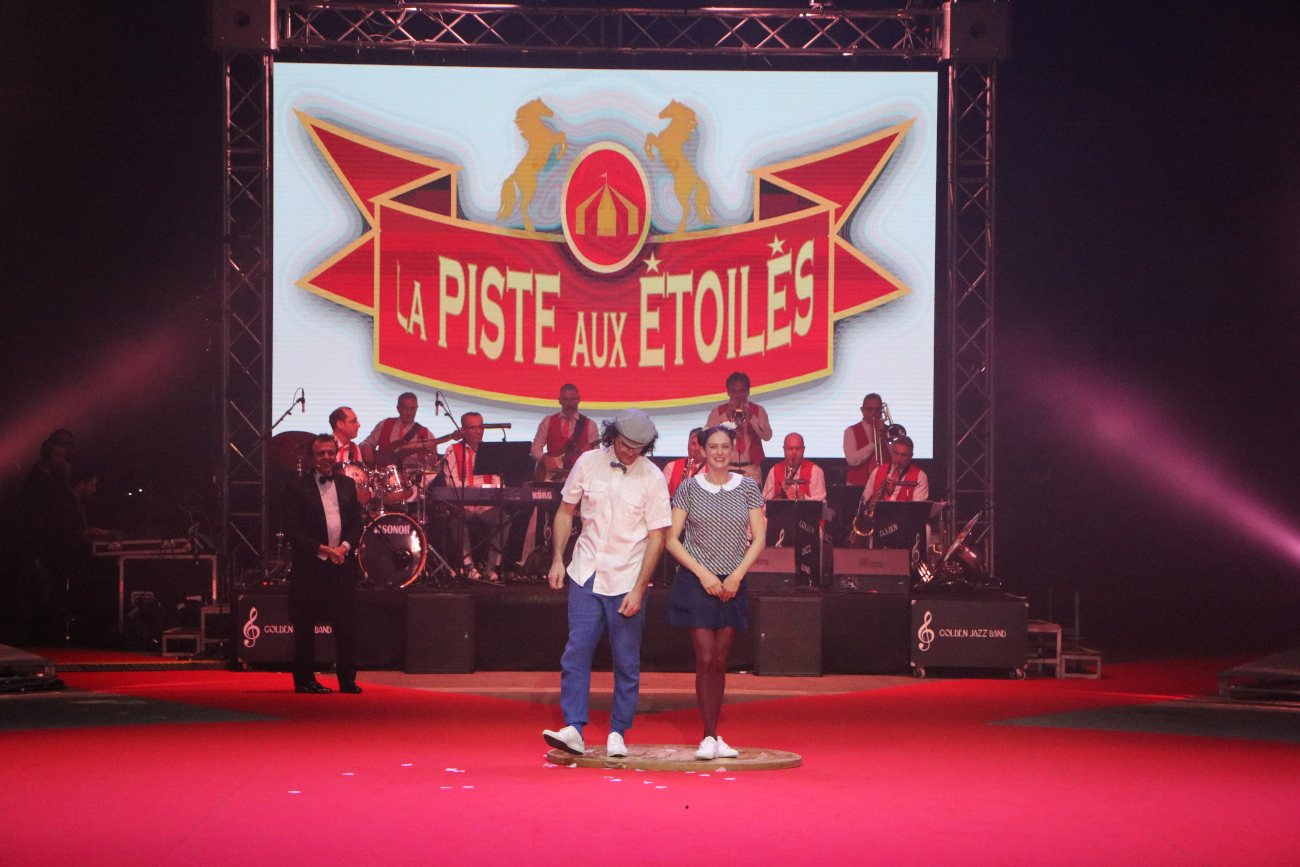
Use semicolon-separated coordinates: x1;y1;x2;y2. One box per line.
848;467;897;548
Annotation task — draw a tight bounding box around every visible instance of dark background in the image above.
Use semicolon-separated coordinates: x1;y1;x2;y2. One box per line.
1;1;1298;657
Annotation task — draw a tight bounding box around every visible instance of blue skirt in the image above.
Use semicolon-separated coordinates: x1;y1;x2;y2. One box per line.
665;565;749;630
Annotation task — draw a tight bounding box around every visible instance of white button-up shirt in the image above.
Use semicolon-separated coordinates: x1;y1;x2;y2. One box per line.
315;473;344;558
562;447;672;596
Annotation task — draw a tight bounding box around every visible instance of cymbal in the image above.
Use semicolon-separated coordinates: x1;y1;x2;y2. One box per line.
268;430;317;471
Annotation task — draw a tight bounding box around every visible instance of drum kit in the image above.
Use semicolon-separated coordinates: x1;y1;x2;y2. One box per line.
259;431;467;590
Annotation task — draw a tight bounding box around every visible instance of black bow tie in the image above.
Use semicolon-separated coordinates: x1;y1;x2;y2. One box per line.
610;462;628;474
318;475;334;486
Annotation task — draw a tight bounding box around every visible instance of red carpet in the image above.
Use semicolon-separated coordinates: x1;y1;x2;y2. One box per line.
2;659;1298;866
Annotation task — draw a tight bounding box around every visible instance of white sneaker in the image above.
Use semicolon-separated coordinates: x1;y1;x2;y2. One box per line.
543;725;585;755
714;736;739;759
694;736;717;761
607;732;629;757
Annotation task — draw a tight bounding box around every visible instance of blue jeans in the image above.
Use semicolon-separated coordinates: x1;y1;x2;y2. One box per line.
560;575;646;735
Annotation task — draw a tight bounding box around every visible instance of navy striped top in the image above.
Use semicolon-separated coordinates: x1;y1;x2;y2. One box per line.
671;473;765;575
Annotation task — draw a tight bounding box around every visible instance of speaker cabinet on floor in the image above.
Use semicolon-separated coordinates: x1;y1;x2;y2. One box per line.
406;594;474;673
752;595;822;677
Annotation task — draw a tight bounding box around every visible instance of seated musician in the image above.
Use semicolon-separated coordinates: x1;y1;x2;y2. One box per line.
761;433;827;502
843;392;887;486
329;406;371;507
444;412;507;580
531;383;599;482
704;371;772;483
860;435;929;505
663;428;705;497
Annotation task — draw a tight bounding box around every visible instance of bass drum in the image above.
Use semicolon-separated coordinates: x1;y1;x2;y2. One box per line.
358;513;427;588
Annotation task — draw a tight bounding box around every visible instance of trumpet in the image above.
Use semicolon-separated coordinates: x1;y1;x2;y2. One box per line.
781;460;806;500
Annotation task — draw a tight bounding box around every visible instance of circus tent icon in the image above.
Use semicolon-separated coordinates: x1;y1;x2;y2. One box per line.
574;173;641;236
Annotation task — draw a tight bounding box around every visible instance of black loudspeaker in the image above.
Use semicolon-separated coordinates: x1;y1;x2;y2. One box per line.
747;547;799;592
210;0;277;52
831;548;910;594
943;1;1010;63
237;593;335;667
752;595;822;677
406;594;474;673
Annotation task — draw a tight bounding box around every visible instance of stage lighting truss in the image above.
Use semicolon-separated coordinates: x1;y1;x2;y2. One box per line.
279;4;942;56
220;2;998;576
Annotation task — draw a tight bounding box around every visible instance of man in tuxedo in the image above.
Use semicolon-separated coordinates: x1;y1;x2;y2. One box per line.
283;434;365;694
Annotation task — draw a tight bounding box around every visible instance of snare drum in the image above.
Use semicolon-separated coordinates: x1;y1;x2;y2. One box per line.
358;513;427;588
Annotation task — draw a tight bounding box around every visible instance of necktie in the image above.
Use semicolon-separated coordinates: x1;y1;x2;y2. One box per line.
610;462;628;474
318;475;333;486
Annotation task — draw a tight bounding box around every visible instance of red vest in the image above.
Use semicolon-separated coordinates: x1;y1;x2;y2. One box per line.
870;463;922;502
772;459;814;499
544;413;586;456
449;442;475;484
666;458;704;496
378;418;428;448
714;402;764;463
847;422;882;486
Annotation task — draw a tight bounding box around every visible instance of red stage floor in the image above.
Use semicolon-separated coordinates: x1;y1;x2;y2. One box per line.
2;656;1298;866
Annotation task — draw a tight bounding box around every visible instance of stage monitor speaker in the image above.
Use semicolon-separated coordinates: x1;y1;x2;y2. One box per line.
746;547;798;592
210;0;278;52
752;595;822;677
831;548;910;594
943;1;1010;63
406;594;474;673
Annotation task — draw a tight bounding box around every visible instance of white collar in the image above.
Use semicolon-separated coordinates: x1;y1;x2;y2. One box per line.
695;472;742;493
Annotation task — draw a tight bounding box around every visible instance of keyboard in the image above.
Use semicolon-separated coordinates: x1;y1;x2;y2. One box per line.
425;486;563;506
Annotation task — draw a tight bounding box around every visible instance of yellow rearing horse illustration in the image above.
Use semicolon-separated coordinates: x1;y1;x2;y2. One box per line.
644;100;714;234
498;99;567;232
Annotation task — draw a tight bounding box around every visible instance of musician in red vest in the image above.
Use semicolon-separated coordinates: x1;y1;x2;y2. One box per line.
843;393;888;486
445;412;507;580
329;405;372;508
360;392;433;467
704;371;771;483
664;428;706;497
761;432;827;501
531;383;599;482
860;435;929;506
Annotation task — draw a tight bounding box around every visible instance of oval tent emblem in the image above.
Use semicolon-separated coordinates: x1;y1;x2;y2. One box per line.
561;142;652;274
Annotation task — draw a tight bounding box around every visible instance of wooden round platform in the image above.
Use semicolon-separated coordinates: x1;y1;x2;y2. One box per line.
546;744;801;771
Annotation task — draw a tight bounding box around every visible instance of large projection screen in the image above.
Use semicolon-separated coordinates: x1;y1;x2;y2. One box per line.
273;63;936;458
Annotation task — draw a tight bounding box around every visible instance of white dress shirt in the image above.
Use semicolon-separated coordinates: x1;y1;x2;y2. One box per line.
315;473;346;558
561;447;672;596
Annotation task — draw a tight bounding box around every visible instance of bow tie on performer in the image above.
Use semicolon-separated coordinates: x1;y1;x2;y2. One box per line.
704;371;772;483
761;432;827;502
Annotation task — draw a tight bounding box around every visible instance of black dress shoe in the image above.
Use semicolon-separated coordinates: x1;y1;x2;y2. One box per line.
338;683;363;694
295;682;333;694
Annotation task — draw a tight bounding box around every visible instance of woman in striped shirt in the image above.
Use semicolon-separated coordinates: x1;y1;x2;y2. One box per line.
665;425;766;761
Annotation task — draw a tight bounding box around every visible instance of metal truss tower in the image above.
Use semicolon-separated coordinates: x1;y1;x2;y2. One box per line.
219;1;999;575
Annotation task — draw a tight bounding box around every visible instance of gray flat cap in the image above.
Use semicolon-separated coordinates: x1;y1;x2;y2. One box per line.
613;408;657;446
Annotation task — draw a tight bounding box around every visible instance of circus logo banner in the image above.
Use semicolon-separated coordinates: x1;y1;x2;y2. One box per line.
294;103;914;408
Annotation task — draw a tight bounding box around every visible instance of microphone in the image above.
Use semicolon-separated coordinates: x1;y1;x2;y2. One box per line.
298;389;306;412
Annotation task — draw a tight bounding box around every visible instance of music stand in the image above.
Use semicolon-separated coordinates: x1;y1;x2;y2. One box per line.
472;441;534;487
871;501;931;550
765;499;826;587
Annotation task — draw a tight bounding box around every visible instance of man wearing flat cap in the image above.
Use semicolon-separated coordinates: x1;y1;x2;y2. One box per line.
542;409;672;759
